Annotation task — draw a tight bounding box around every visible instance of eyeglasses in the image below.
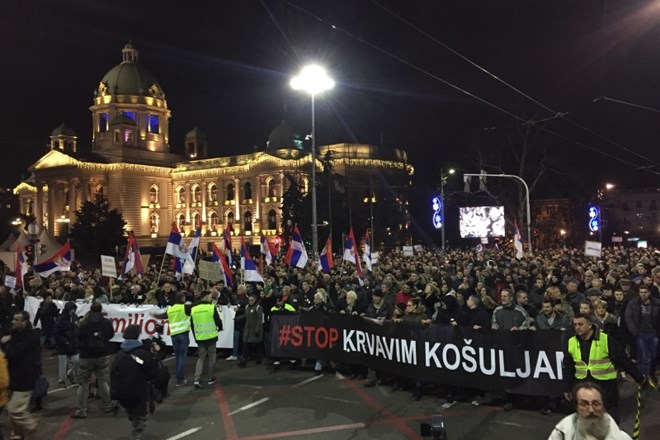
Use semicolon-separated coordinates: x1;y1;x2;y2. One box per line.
577;401;603;410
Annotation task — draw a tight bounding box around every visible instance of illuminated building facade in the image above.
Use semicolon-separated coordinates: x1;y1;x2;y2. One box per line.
14;44;413;248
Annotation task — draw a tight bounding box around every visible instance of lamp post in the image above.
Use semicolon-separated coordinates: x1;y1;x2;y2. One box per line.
440;168;455;252
463;172;533;254
291;65;334;259
27;221;39;265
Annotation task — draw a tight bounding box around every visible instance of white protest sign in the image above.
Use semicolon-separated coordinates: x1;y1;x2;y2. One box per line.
402;246;414;257
4;276;16;288
584;240;602;258
198;260;222;282
413;245;424;253
100;255;118;278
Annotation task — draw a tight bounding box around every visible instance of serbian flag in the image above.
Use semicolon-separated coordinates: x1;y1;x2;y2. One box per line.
513;220;524;260
240;237;264;283
284;225;308;269
343;228;363;279
318;235;334;273
15;245;28;289
33;241;72;278
260;233;278;266
165;223;195;268
182;225;201;275
362;230;373;272
122;234;144;276
222;225;233;266
212;243;233;287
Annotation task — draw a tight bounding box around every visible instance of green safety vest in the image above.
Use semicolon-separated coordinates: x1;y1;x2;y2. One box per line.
167;304;191;336
191;304;219;341
271;303;295;312
568;331;617;380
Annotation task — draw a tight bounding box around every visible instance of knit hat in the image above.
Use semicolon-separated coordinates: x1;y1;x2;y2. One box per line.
123;324;141;340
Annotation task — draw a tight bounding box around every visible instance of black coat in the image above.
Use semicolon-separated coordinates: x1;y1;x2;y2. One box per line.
2;327;40;391
79;312;115;358
53;313;79;356
33;301;60;335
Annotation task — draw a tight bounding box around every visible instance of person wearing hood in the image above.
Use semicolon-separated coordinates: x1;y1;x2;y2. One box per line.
52;301;79;387
432;294;467;325
73;302;116;418
111;325;160;440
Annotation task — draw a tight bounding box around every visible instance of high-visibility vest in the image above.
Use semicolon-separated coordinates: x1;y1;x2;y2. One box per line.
271;303;295;312
191;304;218;341
167;304;191;336
568;332;617;380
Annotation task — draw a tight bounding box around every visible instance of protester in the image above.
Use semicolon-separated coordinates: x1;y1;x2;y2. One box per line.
52;301;79;388
239;292;264;368
74;302;116;418
1;311;40;440
190;293;223;388
152;293;191;387
548;382;632;440
32;294;58;349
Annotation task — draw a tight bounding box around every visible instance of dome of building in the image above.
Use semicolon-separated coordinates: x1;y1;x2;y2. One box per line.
51;123;76;137
96;43;165;98
185;127;207;140
110;113;138;126
267;119;302;150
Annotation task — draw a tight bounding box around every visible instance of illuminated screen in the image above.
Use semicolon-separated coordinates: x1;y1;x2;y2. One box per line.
459;206;505;238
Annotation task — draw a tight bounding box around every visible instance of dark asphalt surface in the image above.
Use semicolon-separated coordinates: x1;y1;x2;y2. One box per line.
27;349;660;440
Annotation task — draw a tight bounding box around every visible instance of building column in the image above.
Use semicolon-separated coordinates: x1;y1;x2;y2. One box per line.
47;183;56;233
255;176;261;230
234;177;240;222
68;179;77;223
185;182;191;223
35;184;44;227
201;182;207;222
81;178;90;203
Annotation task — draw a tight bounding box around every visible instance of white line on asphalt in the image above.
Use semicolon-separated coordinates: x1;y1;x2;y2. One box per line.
228;397;270;416
317;396;356;404
292;374;323;388
165;427;202;440
48;385;76;395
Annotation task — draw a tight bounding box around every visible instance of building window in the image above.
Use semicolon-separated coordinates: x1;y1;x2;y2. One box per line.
149;185;159;204
226;183;234;201
176;213;185;231
192;184;202;203
268;209;277;230
207;183;217;202
124;130;134;144
268;179;277;198
227;211;234;231
244;211;253;232
149;212;159;233
176;186;186;204
99;113;108;133
192;211;201;228
244;182;252;200
124;111;137;122
208;210;218;230
146;114;159;134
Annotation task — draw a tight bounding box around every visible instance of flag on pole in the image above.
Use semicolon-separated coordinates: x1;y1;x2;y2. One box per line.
165;223;195;268
241;237;264;283
260;233;279;266
343;228;363;279
318;235;334;273
122;233;145;276
15;245;28;289
513;220;524;260
212;243;233;287
363;230;373;272
182;225;201;275
222;225;233;266
284;225;308;269
33;241;72;278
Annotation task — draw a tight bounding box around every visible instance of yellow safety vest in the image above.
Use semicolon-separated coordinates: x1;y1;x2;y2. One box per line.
191;304;219;341
568;331;617;380
167;304;191;336
271;304;296;312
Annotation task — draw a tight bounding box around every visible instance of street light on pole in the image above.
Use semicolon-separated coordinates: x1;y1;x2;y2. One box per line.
291;65;334;259
440;168;455;252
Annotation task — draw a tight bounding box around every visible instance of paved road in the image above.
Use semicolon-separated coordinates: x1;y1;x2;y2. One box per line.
30;349;659;440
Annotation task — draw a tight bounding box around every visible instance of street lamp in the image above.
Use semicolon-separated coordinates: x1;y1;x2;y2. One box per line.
27;221;39;265
291;65;335;259
440;168;455;252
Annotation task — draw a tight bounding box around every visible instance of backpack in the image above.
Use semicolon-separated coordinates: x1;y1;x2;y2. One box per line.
110;350;148;405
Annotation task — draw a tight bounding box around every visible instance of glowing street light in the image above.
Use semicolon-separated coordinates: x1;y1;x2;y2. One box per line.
605;183;615;190
291;65;335;259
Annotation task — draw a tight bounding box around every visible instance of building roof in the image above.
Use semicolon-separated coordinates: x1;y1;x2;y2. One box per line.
97;44;165;97
50;123;76;137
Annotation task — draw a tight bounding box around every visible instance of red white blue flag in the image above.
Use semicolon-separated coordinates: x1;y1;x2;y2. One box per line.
33;241;72;278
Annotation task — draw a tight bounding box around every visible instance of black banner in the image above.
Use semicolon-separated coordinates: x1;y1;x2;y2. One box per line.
270;312;573;396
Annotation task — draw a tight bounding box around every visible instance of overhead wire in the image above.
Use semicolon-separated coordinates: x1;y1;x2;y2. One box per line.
368;0;660;173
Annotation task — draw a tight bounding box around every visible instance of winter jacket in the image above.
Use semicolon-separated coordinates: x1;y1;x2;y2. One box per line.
624;296;660;337
2;326;40;391
78;311;115;358
53;309;79;356
243;303;264;344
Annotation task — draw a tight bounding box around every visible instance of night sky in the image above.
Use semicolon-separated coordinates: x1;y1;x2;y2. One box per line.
1;0;659;198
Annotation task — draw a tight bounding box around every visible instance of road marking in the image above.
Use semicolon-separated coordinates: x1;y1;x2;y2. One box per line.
214;384;239;440
292;374;322;388
48;385;77;394
166;427;202;440
228;397;270;415
316;396;356;404
51;415;74;440
237;422;366;440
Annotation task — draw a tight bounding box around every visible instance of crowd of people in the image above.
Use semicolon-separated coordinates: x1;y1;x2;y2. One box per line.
0;243;657;439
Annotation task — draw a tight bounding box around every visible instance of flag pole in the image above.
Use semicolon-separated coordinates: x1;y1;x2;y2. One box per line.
156;251;167;287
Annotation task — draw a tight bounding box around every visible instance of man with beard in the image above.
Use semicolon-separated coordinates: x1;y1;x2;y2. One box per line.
548;382;631;440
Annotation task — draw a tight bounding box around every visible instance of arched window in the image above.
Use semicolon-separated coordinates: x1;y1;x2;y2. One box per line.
299;177;308;195
207;183;217;202
149;184;159;204
227;211;234;229
244;211;253;232
268;179;277;198
244;182;252;200
268;209;277;230
149;212;159;233
176;186;185;204
176;213;185;231
208;210;219;230
226;183;234;201
192;184;202;203
192;211;201;229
